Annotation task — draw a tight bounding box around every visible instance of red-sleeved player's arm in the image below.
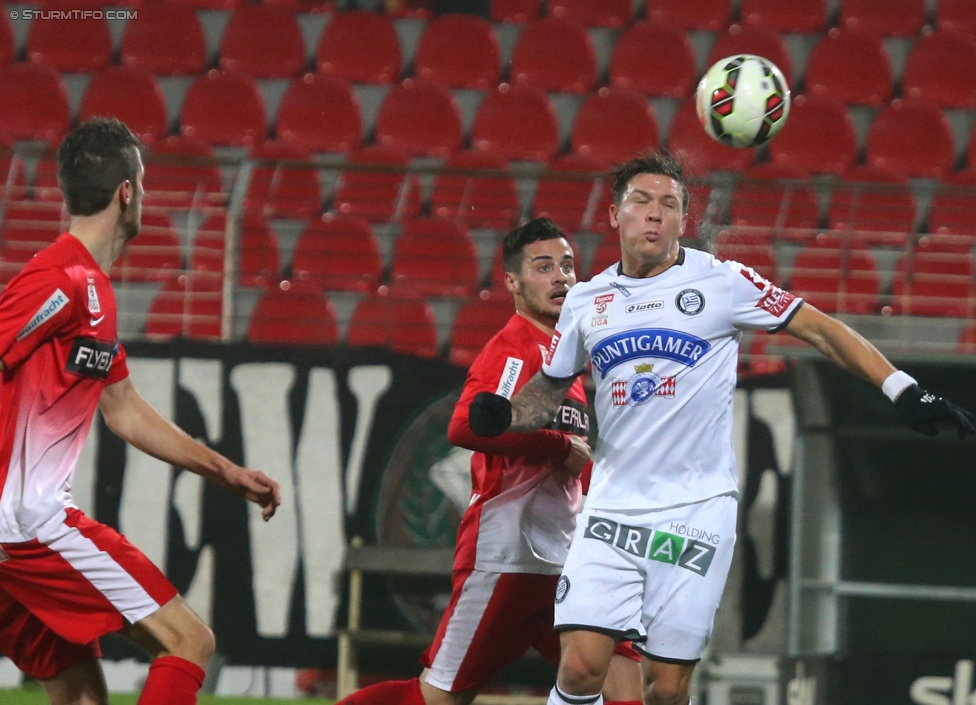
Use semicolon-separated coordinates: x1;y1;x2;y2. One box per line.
0;267;75;370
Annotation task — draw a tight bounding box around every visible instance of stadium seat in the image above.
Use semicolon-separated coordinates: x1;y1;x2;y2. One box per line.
957;321;976;353
866;100;955;178
610;22;696;98
248;280;338;346
276;74;361;154
450;290;516;367
769;95;857;175
180;71;266;147
730;163;820;234
79;67;168;146
383;0;435;18
145;274;223;341
491;0;541;23
548;0;633;27
668;98;754;173
0;64;69;143
471;84;560;162
740;0;827;32
939;0;976;40
787;233;880;314
346;293;439;358
713;230;778;284
111;212;184;284
741;330;789;377
333;146;421;223
588;232;622;278
261;0;334;11
374;80;463;158
530;154;602;233
291;213;383;292
570;88;659;168
27;5;111;72
31;154;63;202
429;150;520;230
390;217;480;298
841;0;925;37
0;133;25;202
804;28;892;106
219;6;306;78
903;31;976;109
0;201;64;283
828;165;915;246
190;212;281;288
510;17;597;94
142;136;225;210
927;170;976;239
121;4;207;76
891;237;974;317
646;0;732;31
165;0;240;10
414;14;500;90
244;140;322;219
706;24;793;85
0;12;12;64
317;11;401;84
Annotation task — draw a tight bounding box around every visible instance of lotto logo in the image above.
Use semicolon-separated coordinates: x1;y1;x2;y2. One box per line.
612;380;627;406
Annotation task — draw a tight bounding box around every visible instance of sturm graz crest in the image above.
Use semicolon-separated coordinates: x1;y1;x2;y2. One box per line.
676;289;706;315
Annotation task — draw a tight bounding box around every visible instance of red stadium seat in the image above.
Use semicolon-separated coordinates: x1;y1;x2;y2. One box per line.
730;163;820;235
347;293;439;358
450;291;516;367
0;64;69;143
841;0;925;37
0;133;25;202
549;0;633;28
866;100;954;179
787;233;880;314
374;80;463;158
927;170;976;239
571;89;659;168
589;232;622;278
190;212;281;288
804;28;892;106
769;95;857;175
31;154;63;202
390;218;480;298
828;166;915;246
891;237;974;317
80;67;168;146
333;146;422;222
713;230;778;284
244;140;322;219
706;24;793;85
414;15;500;90
145;275;223;341
219;6;305;78
957;321;976;353
939;0;976;40
317;11;401;84
530;154;602;233
903;31;976;109
180;71;266;147
27;5;111;72
472;84;560;162
261;0;335;11
510;17;597;94
121;5;207;76
0;201;64;283
646;0;732;31
276;75;361;154
429;150;520;230
668;99;754;173
142;136;226;210
291;214;383;292
741;330;789;377
740;0;826;32
491;0;540;23
165;0;239;10
0;12;12;64
111;212;184;284
248;281;338;346
610;22;696;98
384;0;435;18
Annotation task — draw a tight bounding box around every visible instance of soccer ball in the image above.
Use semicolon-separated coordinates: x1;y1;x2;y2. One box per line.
695;54;791;148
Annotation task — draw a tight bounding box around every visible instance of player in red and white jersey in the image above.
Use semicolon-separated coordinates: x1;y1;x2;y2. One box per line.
0;118;281;705
337;220;642;705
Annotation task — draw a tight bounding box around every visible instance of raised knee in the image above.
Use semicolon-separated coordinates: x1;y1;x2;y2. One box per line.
558;650;606;694
646;675;688;705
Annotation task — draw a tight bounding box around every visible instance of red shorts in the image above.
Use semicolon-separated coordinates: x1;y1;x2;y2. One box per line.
421;569;640;692
0;508;177;679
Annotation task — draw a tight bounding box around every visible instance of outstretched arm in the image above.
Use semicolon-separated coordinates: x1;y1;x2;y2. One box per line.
99;377;282;520
469;371;579;437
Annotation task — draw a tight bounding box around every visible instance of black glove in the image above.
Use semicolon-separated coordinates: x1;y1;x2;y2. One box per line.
895;384;976;439
469;391;513;437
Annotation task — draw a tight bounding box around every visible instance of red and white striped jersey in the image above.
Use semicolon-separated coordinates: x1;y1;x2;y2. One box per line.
0;234;128;542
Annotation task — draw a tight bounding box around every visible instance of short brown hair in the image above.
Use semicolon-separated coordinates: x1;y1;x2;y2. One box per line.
57;117;142;216
609;150;689;213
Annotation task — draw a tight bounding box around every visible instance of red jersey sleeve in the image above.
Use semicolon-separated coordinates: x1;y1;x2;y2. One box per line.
106;340;129;385
0;267;76;370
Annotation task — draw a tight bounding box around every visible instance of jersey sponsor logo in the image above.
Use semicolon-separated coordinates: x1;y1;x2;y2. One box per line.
739;265;768;291
90;315;106;326
15;289;69;340
675;288;706;315
591;293;614;327
555;575;570;603
611;364;676;407
87;277;101;313
625;300;664;314
545;331;561;365
582;515;717;575
494;356;524;399
609;281;632;298
66;337;115;379
591;328;711;378
548;397;590;433
756;286;796;317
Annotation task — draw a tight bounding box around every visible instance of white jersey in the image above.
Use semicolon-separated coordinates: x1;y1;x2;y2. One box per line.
543;247;803;511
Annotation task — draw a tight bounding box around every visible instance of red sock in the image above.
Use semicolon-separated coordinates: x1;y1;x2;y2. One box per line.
137;655;206;705
338;677;425;705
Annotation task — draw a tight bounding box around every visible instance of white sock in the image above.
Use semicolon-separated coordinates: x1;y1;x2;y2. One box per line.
547;684;604;705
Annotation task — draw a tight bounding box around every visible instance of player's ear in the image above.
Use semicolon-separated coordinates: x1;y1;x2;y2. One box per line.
118;179;132;208
504;270;519;295
609;202;620;229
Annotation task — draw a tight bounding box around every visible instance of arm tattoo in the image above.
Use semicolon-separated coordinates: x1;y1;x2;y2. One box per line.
509;372;577;431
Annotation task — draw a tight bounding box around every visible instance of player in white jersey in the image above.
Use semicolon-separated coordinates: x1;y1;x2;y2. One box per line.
468;151;976;705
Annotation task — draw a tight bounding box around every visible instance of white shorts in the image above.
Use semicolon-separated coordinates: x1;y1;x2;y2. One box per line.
553;494;737;662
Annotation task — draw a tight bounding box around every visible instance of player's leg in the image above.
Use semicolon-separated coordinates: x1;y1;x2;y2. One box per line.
38;660;109;705
603;645;643;704
641;658;696;705
549;629;616;703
